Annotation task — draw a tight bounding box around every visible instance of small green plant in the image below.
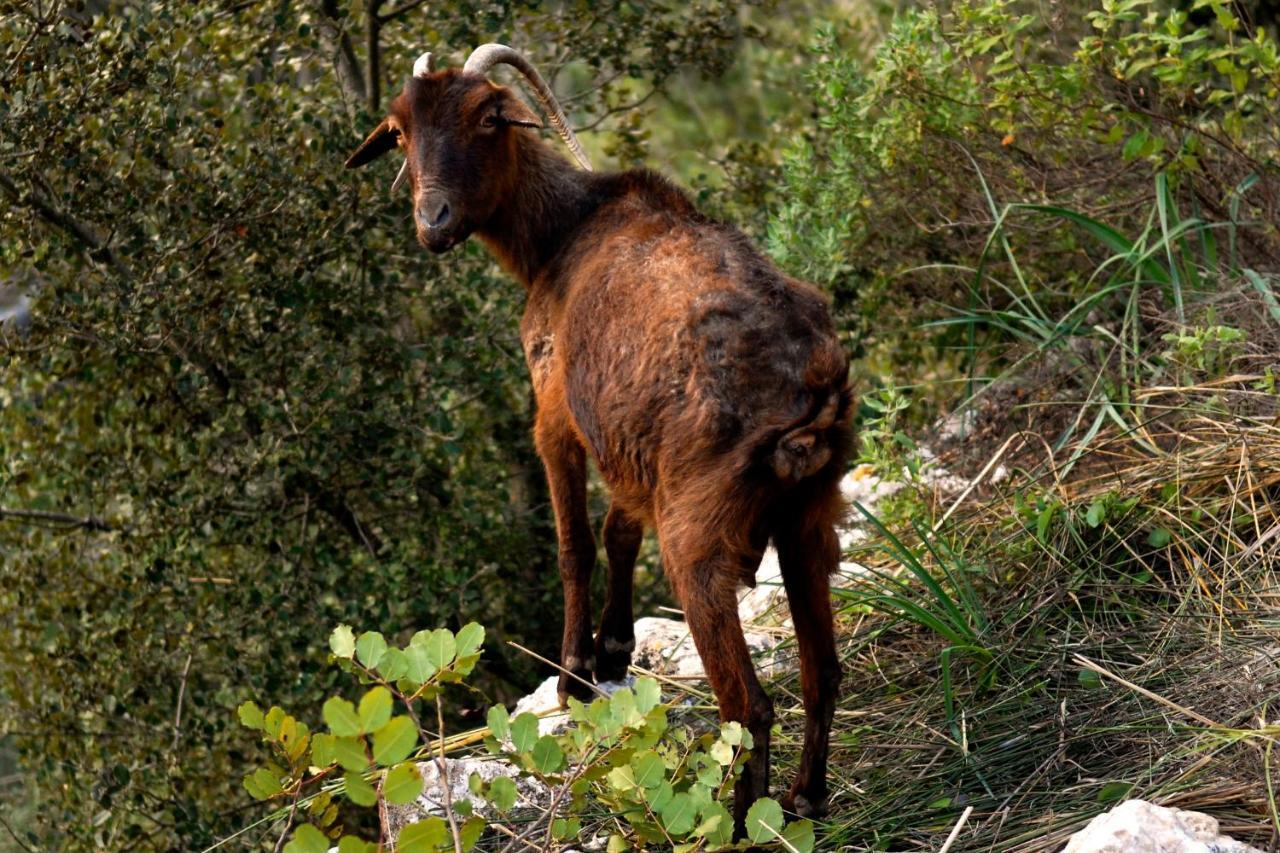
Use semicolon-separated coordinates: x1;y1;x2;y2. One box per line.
235;624;816;851
1161;322;1247;377
857;382;918;480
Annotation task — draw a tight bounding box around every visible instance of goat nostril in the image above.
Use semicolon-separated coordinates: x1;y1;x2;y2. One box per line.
418;198;451;231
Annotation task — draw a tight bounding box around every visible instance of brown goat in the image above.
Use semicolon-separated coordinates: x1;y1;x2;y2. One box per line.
346;46;852;829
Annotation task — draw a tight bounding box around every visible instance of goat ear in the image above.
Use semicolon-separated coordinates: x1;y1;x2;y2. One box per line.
498;94;543;129
345;119;400;169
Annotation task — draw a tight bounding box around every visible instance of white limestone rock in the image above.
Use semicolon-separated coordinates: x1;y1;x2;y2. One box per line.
631;615;783;680
1061;799;1264;853
382;757;550;841
511;674;635;736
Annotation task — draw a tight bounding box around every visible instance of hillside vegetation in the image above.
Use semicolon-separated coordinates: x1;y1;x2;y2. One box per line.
1;0;1278;849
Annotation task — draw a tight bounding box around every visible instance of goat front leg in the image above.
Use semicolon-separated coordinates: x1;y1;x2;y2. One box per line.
594;503;642;682
535;412;597;706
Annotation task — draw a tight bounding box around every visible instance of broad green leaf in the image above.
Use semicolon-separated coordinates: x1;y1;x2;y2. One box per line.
332;736;369;771
783;819;816;852
644;780;674;812
329;625;356;659
460;815;485;851
372;716;418;766
531;735;564;773
687;782;713;813
607;765;637;792
377;648;408;681
338;837;378;853
454;652;482;677
358;687;393;733
488;775;517;811
746;797;785;844
611;687;639;725
355;631;387;669
695;802;733;846
630;750;665;788
421;628;456;670
552;817;581;840
510;713;539;753
243;767;282;800
1147;527;1172;547
454;622;485;658
661;791;698;835
284;823;329;853
310;733;336;767
487;705;510;741
634;677;660;713
719;721;744;746
1098;780;1134;803
403;643;438;684
343;771;377;807
398;816;449;852
237;700;265;731
709;739;735;766
322;697;361;737
264;706;286;738
384;762;424;805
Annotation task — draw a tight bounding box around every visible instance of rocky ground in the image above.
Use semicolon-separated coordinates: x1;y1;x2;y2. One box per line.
380;461;1269;852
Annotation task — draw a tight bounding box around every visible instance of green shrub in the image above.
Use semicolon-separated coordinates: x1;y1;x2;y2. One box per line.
236;624;816;851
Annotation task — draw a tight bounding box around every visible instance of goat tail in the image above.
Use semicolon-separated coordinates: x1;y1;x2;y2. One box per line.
767;343;853;485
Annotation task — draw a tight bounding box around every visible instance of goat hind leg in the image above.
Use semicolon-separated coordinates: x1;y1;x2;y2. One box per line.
663;530;773;835
594;503;641;682
774;511;842;817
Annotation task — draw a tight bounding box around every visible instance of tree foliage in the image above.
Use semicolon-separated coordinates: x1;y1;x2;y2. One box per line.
0;1;777;847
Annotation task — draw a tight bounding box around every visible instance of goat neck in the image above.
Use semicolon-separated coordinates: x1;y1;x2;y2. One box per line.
474;133;598;289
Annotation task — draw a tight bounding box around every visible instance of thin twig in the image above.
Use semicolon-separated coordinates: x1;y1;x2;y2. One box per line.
506;641;608;699
271;788;304;853
937;805;974;853
1072;654;1224;728
0;811;35;853
171;651;195;753
0;507;115;532
435;694;464;853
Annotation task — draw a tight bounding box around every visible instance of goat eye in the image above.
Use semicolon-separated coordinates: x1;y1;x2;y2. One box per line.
480;114;499;128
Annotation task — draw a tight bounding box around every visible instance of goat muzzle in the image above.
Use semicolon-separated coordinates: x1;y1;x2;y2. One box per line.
415;189;460;252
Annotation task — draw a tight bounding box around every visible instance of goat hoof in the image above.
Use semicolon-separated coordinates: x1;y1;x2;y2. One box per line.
780;790;827;819
557;670;595;707
593;635;633;683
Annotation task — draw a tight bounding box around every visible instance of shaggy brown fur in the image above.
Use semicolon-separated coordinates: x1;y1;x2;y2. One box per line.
347;68;853;828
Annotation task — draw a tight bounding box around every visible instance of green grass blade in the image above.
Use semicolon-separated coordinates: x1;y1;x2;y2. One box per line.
1244;269;1280;329
1016;204;1171;285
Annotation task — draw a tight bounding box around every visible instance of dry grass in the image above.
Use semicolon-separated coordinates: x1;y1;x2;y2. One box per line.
766;290;1280;851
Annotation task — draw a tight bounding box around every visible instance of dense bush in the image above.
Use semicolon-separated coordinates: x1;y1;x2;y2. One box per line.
0;2;780;847
768;0;1279;416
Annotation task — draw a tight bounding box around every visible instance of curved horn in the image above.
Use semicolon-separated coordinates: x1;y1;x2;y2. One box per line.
391;52;436;195
412;51;435;78
462;43;592;171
